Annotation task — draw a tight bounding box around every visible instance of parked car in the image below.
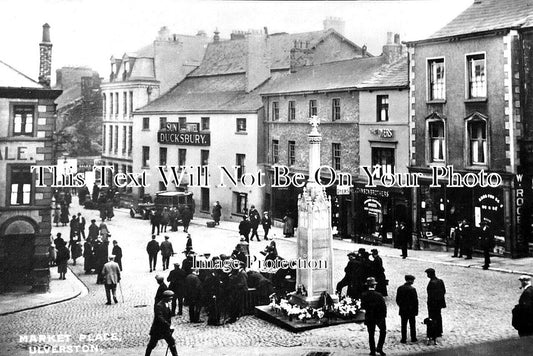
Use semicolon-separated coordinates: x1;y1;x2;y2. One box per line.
129;194;155;219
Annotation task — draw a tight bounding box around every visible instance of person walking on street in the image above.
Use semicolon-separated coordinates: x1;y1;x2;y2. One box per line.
425;268;446;338
69;215;79;241
77;212;86;240
399;222;409;259
451;220;463;258
56;243;70;280
145;290;178;356
150;210;161;236
88;219;99;242
167;263;187;316
460;219;473;259
95;239;109;284
181;205;192;233
513;275;533;337
361;277;387;356
146;235;160;272
99;221;110;243
154;274;168;305
370;249;388;297
68;233;82;266
212;201;222;225
185;269;202;323
396;274;418;343
479;219;494;269
160;236;174;271
160;208;169;233
239;215;251;242
283;211;295;237
111;240;123;271
102;256;121;305
248;205;261;241
261;211;272;240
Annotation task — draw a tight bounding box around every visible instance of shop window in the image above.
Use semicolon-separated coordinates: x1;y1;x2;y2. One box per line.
201;117;210;131
288;101;296;121
142;117;149;130
332;98;341;121
467;53;486;98
159;147;167;166
142;146;150;167
309;99;317;117
272;101;279;121
332;143;341;170
160;117;167;130
272;140;279;164
428;120;445;162
288;141;295;166
468;119;487;165
234;192;248;214
236;154;245;180
236;118;247;132
178;149;187;166
371;147;394;178
428;58;445;101
10;166;32;205
12;105;34;136
377;95;389;122
201;188;210;212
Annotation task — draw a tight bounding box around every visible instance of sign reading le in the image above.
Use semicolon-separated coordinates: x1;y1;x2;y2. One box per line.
158;131;210;146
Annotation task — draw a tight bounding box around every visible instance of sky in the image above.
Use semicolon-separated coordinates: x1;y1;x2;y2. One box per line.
0;0;473;84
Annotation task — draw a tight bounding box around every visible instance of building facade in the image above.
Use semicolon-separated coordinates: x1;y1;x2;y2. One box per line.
101;27;210;184
0;24;62;292
407;0;533;257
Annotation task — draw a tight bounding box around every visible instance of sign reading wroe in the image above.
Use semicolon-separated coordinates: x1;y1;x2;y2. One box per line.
158;130;210;146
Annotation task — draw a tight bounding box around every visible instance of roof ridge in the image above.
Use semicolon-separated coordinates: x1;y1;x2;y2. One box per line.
0;59;40;86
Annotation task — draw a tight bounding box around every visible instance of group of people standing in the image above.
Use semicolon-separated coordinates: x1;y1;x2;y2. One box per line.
452;218;495;269
337;248;388;299
150;206;193;235
238;205;272;242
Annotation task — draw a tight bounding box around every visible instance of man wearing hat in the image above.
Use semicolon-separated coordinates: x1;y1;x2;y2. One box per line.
336;252;356;296
167;263;187;316
154;274;168;305
160;236;174;271
102;255;121;305
370;249;388;297
185;269;202;323
145;290;178;356
146;235;160;272
261;211;272;240
425;268;446;338
514;275;533;336
479;219;494;270
361;276;387;356
396;275;418;343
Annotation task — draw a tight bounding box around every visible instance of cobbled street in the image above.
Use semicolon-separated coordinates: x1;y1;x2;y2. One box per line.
0;205;524;355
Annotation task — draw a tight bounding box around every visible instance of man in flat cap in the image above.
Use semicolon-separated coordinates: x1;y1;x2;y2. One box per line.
145;290;178;356
396;275;418;343
336;252;357;296
361;277;387;356
167;262;187;316
160;235;174;271
102;255;121;305
513;275;533;336
479;219;494;270
425;268;446;338
154;274;168;305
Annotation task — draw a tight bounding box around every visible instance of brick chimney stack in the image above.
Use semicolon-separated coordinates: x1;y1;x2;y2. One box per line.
213;29;220;43
38;23;52;88
382;32;403;64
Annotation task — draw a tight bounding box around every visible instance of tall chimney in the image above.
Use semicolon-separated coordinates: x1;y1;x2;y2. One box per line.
382;32;402;64
213;29;220;43
38;23;52;88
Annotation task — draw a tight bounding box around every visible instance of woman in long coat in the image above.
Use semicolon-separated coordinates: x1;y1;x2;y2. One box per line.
283;211;295;237
60;202;70;226
56;244;70;280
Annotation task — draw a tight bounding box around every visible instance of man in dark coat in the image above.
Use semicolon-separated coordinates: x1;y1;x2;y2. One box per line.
514;275;533;336
238;215;251;243
111;240;123;271
361;277;387;356
146;235;160;272
77;213;86;240
202;269;223;325
370;249;388;297
425;268;446;338
154;274;167;305
83;240;94;274
261;211;272;240
396;274;418;343
336;252;357;296
479;219;494;269
398;222;409;259
185;269;202;323
150;210;161;236
88;219;99;242
69;215;79;240
145;290;178;356
91;183;100;203
181;206;192;233
460;219;473;259
160;236;174;271
248;205;261;241
212;201;222;225
227;264;248;323
167;263;187;316
451;220;463;258
95;240;109;284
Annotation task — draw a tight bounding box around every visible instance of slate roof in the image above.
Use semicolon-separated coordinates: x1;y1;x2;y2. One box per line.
0;59;42;88
427;0;533;41
55;84;82;109
260;56;407;95
136;74;262;113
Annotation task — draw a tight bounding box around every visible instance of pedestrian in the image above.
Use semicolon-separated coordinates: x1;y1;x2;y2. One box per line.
169;208;178;232
69;215;79;240
185;269;203;323
336;251;357;296
95;239;109;284
83;240;94;274
54;232;66;250
98;194;107;221
236;237;250;259
146;235;160;272
512;275;533;337
212;201;222;225
160;235;174;271
112;240;123;271
53;201;60;227
56;243;70;280
396;274;418;343
479;219;494;270
88;219;99;242
102;256;121;305
49;234;57;267
425;268;446;338
203;269;223;325
248;205;261;241
60;202;70;226
150;209;161;236
105;198;114;221
392;221;400;249
167;263;187;316
361;277;387;356
185;234;193;254
451;220;463;258
68;233;82;266
145;290;179;356
160;207;169;233
182;251;194;275
282;211;295;237
399;221;409;259
77;213;86;240
261;211;272;240
460;219;473;259
92;183;100;203
99;221;110;243
263;240;278;262
181;205;192;233
154;274;168;305
370;249;388;297
238;215;251;242
226;263;248;324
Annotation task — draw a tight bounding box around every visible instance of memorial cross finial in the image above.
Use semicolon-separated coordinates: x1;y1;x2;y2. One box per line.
309;115;320;134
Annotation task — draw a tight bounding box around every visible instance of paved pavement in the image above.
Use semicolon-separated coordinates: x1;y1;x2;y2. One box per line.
0;202;531;356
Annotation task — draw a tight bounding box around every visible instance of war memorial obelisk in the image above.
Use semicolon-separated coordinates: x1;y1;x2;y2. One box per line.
294;116;338;306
